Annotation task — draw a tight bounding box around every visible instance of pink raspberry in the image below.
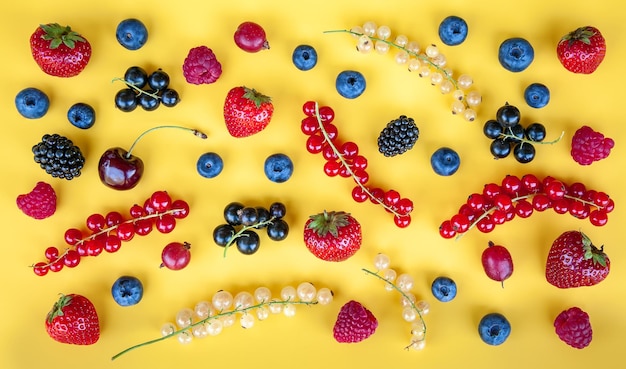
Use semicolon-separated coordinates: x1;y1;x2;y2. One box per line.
570;125;614;165
554;307;592;349
182;46;222;85
333;300;378;343
16;181;57;219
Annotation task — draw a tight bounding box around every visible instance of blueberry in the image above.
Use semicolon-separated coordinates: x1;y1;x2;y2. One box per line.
116;18;148;50
478;313;511;345
15;87;49;119
438;16;468;46
431;276;457;302
335;70;366;99
196;152;224;178
430;147;460;176
498;37;534;72
264;153;293;183
524;83;550;108
111;276;144;306
292;44;318;71
67;102;96;129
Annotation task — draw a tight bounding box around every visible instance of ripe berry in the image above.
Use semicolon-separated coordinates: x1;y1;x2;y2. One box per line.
292;44;318;71
233;22;269;52
524;83;550;108
483;119;503;139
513;143;536;163
114;89;138;112
554;307;592;349
16;181;56;219
478;313;511;345
15;87;49;119
182;46;222;84
495;103;521;128
160;241;191;270
236;230;260;255
124;66;148;88
570;125;614;165
147;69;170;90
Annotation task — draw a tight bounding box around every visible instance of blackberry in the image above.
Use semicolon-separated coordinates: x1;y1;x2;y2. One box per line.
32;133;85;180
377;115;419;157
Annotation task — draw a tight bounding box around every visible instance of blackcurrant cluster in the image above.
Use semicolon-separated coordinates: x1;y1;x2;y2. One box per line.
483;102;555;164
212;201;289;256
114;66;180;112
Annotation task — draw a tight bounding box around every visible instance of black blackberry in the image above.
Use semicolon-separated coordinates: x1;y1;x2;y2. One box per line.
32;134;85;180
377;115;419;157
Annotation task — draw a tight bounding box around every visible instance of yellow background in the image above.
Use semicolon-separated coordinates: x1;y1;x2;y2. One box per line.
2;1;624;368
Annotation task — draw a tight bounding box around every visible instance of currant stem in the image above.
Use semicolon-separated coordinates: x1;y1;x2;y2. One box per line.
126;125;208;159
222;217;277;258
111;77;161;99
498;129;564;146
111;298;318;360
312;102;404;217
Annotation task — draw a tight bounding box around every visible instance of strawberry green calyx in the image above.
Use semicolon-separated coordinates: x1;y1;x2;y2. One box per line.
562;26;596;45
242;87;271;108
581;231;607;267
307;211;351;238
46;293;72;323
39;23;86;49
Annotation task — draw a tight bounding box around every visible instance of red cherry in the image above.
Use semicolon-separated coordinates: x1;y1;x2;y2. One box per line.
161;241;192;270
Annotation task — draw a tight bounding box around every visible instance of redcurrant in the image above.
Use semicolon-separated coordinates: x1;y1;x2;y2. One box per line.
86;213;106;232
589;209;608;226
301;116;319;135
171;200;190;219
156;214;177;233
318;105;335;123
63;250;81;267
351;186;369;203
150;191;172;212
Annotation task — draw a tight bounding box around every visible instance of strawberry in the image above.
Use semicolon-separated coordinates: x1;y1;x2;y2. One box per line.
45;294;100;345
545;230;610;288
223;86;274;137
303;210;362;262
556;26;606;74
333;300;378;343
30;23;92;77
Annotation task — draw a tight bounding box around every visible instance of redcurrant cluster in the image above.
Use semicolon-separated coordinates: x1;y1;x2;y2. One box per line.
31;191;189;276
112;282;333;360
301;101;413;228
439;174;614;239
325;21;482;121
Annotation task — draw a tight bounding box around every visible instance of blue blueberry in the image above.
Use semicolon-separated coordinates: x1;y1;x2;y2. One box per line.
478;313;511;345
524;83;550;108
430;147;460;176
431;276;457;302
292;44;318;71
67;102;96;129
15;87;49;119
197;152;224;178
438;16;468;46
116;18;148;50
336;70;366;99
498;38;534;72
264;153;293;183
111;276;144;306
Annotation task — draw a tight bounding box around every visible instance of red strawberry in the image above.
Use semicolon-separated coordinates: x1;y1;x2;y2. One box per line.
545;230;610;288
303;210;362;262
45;294;100;345
556;26;606;74
16;181;57;219
223;86;274;137
333;300;378;343
554;307;593;349
30;23;92;77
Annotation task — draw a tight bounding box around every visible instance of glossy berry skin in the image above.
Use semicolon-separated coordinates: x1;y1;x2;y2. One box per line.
213;224;235;246
431;276;457;302
267;219;289;241
196;152;223;178
495;103;521;128
430;147;460;176
124;66;148;88
111;276;144;306
223;86;274;137
114;89;138;112
498;37;534;72
147;69;170;90
98;147;144;190
45;294;100;345
490;139;511;158
557;26;606;74
160;242;191;270
269;202;287;219
67;102;96;129
335;70;366;99
525;123;546;142
234;22;269;52
438;15;468;46
160;89;180;107
224;202;245;226
115;18;148;50
483;120;503;139
303;210;362;262
478;313;511;345
524;83;550;108
481;241;514;286
292;44;318;71
235;230;260;255
138;91;160;111
15;87;49;119
30;23;92;77
513;143;536;163
264;153;294;183
554;307;593;349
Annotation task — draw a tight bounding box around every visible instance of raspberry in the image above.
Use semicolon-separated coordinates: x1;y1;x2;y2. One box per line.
570;125;614;165
182;46;222;85
333;300;378;343
554;307;592;349
16;181;57;219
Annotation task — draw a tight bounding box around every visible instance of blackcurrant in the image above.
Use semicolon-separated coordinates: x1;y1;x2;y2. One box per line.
236;230;260;255
503;123;524;143
490;139;511;158
513;143;536;163
114;88;138;112
148;69;170;90
160;89;180;107
267;219;289;241
124;66;148;88
213;224;235;246
269;202;287;219
239;207;259;226
254;207;271;228
138;91;160;111
224;202;244;226
495;103;521;128
483;119;503;139
525;122;546;142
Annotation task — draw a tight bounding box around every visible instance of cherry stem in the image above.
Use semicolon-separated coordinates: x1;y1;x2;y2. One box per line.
111;77;161;99
312;102;404;217
222;217;277;258
498;129;564;146
111;298;318;360
126;125;208;159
